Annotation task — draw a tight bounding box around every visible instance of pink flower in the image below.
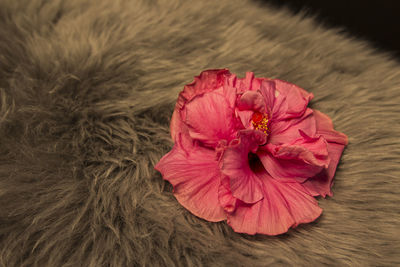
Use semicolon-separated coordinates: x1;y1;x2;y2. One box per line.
155;69;348;235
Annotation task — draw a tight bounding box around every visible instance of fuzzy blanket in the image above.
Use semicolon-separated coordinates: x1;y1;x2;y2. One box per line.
1;0;399;266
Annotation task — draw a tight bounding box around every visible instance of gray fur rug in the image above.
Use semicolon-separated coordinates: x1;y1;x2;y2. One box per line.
0;0;399;266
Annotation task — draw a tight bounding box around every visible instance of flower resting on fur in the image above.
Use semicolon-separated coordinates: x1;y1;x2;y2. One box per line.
155;69;348;235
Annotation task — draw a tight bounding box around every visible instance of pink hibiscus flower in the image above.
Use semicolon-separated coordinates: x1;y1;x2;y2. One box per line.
155;69;348;235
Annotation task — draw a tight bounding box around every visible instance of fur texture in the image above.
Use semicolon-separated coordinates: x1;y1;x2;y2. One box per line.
0;0;399;266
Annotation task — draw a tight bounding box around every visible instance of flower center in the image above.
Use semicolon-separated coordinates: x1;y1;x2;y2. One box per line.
251;112;269;135
248;152;264;173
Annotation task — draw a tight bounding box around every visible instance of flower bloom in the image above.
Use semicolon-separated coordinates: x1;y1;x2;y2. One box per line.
155;69;348;235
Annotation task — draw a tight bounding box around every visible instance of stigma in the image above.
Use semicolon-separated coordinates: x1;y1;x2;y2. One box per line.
251;112;269;135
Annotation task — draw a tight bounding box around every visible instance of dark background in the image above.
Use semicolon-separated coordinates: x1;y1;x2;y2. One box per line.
260;0;400;60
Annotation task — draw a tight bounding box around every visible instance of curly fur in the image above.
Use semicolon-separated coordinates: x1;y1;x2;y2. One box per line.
0;0;399;266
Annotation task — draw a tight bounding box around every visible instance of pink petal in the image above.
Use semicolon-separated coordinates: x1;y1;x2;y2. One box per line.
235;90;267;129
184;89;238;147
237;91;266;113
268;108;316;145
234;81;277;130
313;110;348;145
226;172;322;235
236;109;254;129
220;130;266;204
170;106;192;145
236;72;271;94
258;132;330;182
258;80;276;113
251;77;263;91
268;130;329;165
302;142;346;197
154;137;226;222
236;72;255;93
271;79;314;121
218;175;238;213
170;107;181;142
301;110;348;197
172;69;236;143
176;69;232;109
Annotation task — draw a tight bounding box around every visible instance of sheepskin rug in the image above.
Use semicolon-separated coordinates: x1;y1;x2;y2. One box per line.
1;0;399;266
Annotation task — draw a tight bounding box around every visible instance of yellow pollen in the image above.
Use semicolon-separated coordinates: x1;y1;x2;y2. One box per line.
251;112;269;135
